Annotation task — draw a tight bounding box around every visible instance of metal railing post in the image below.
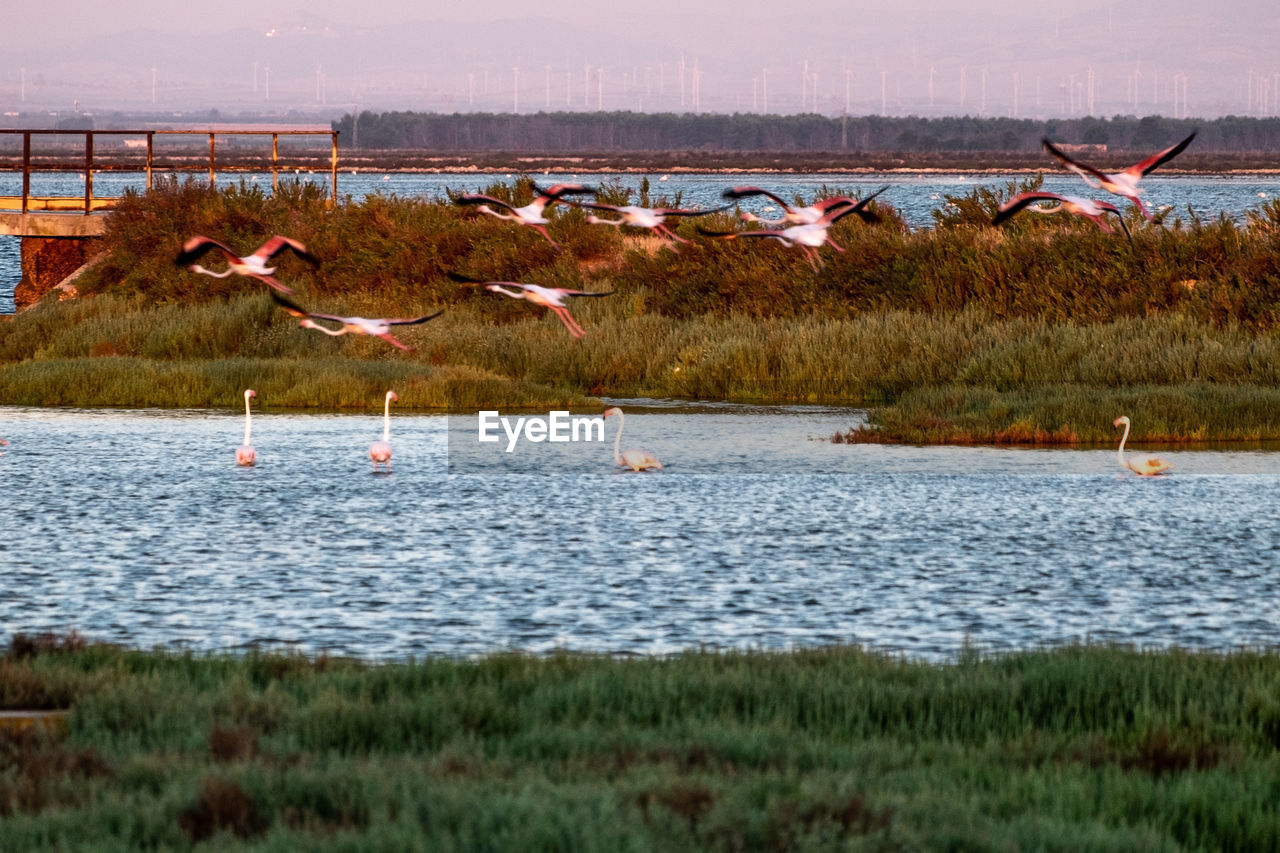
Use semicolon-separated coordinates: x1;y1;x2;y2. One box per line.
330;131;339;206
21;131;31;214
84;132;93;213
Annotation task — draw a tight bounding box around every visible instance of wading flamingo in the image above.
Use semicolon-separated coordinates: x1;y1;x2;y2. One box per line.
699;187;888;269
448;272;612;340
993;191;1132;240
721;186;867;226
0;437;8;456
1042;133;1196;221
175;235;317;295
604;407;662;472
570;200;729;248
271;293;443;352
1113;415;1171;476
454;183;596;248
236;389;257;466
369;391;398;472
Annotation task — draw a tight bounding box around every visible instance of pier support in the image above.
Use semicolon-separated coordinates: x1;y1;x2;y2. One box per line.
15;236;100;310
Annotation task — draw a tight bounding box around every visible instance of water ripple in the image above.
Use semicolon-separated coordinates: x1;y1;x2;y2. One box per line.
2;405;1280;661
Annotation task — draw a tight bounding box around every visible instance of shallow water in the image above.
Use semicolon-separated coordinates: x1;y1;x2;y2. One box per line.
3;403;1279;661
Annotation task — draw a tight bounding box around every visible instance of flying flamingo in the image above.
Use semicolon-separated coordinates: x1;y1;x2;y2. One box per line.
721;186;866;226
1042;133;1197;221
604;407;663;471
1113;415;1171;476
236;389;257;467
569;200;729;248
448;272;613;340
454;182;596;247
370;391;398;472
699;187;888;269
993;191;1132;240
271;293;443;352
175;235;317;295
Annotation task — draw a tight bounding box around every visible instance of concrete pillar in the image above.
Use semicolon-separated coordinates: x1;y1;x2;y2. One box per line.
15;237;100;310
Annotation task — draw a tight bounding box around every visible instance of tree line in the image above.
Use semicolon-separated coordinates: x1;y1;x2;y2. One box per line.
332;111;1280;153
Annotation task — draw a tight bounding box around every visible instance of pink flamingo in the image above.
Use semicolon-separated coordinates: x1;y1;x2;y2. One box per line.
0;437;8;456
721;186;865;226
271;293;443;352
1042;133;1196;220
370;391;398;472
1113;415;1171;476
570;200;728;248
449;272;613;340
176;234;317;295
604;407;663;471
699;187;887;269
454;182;595;247
236;389;257;467
993;191;1131;240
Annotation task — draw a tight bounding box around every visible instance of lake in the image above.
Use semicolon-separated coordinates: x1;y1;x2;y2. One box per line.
4;170;1280;313
2;402;1278;661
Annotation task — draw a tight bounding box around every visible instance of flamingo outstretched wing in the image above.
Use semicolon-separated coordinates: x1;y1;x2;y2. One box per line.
175;235;237;267
1126;132;1197;178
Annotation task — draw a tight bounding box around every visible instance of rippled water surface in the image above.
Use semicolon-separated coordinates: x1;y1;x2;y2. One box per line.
3;404;1279;661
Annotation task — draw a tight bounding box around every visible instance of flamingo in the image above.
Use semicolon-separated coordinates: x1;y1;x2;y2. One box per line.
721;186;866;226
570;200;728;247
1113;415;1171;476
370;391;397;472
175;235;317;295
0;437;8;456
236;389;257;467
699;187;888;269
448;272;613;340
271;293;443;352
604;407;662;471
1042;133;1196;221
993;191;1132;240
454;182;596;247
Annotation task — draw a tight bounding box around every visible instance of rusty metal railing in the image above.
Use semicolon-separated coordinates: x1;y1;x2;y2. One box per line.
0;129;340;214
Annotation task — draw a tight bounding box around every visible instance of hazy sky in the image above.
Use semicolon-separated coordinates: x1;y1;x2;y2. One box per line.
4;1;1278;119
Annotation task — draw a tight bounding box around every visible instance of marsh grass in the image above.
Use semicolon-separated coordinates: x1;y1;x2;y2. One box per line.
3;638;1280;849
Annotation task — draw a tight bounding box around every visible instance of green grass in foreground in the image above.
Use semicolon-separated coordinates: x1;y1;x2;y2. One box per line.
3;636;1280;850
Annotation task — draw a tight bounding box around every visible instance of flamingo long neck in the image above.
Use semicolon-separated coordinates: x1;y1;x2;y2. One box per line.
383;394;393;442
611;412;625;465
243;394;253;444
1117;420;1130;467
303;320;346;337
490;285;526;300
191;265;234;279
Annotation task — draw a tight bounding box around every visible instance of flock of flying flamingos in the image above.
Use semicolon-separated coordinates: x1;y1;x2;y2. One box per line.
150;133;1198;476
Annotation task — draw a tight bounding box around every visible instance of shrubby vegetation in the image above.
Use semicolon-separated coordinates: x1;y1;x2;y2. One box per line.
334;110;1278;156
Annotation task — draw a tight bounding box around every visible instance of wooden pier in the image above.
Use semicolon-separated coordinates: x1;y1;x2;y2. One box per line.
1;127;339;309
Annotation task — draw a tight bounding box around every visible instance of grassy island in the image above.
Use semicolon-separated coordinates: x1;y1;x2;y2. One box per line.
3;636;1280;850
4;175;1280;443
